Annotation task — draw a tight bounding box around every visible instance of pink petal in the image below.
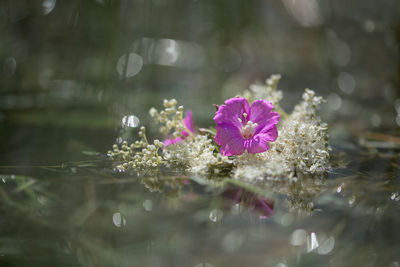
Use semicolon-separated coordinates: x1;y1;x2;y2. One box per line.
214;98;250;129
163;137;184;147
244;136;270;154
255;115;280;136
215;123;245;156
164;110;195;146
183;110;195;134
245;126;278;154
259;125;278;141
249;100;279;127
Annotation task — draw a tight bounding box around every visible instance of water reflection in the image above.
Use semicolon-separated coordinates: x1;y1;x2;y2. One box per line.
0;144;399;266
193;263;214;267
121;115;140;128
131;37;205;69
3;57;17;77
317;236;335;255
209;208;223;222
327;31;352;66
290;229;307;246
338;72;355;94
117;53;143;78
282;0;322;27
390;192;400;201
222;231;244;252
306;232;319;252
370;113;382;127
364;19;376;33
42;0;56;15
327;93;342;111
112;212;127;227
142;199;152;212
141;175;184;195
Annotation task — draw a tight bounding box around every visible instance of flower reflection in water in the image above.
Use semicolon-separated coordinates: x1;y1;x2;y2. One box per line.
223;187;275;218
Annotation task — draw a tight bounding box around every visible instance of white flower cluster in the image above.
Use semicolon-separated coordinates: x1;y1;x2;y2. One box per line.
107;126;163;173
242;74;283;106
109;99;225;175
149;99;186;138
233;88;330;184
163;135;231;175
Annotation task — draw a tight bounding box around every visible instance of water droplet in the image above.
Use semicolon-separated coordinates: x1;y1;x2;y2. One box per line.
3;57;16;77
194;263;214;267
282;0;322;27
155;39;179;66
395;99;400;113
390;192;400;201
143;200;153;212
370;114;381;127
388;261;400;267
209;209;223;222
317;236;335;255
231;203;242;215
117;53;143;78
290;229;308;246
364;19;375;33
222;231;243;252
42;0;56;15
122;115;140;128
336;186;342;193
37;195;48;205
395;115;400;127
307;232;319;252
331;41;351;66
115;165;125;173
338;72;355;94
76;248;85;266
112;212;126;227
348;195;356;207
327;93;342;110
280;213;294;226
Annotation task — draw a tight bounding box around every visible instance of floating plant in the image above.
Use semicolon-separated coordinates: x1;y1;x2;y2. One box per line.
107;74;330;204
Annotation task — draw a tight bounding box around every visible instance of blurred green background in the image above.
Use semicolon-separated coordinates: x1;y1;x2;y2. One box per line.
1;2;400;267
1;0;400;165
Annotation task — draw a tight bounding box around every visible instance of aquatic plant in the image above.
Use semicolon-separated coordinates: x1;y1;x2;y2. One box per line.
107;74;330;184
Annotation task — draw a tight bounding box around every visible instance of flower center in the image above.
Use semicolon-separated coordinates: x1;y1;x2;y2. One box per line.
240;120;258;139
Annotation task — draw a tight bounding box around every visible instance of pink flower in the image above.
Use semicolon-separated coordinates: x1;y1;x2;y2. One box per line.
214;98;280;156
164;110;195;146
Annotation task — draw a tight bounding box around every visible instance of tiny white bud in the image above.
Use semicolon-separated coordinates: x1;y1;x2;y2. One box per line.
149;107;157;117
